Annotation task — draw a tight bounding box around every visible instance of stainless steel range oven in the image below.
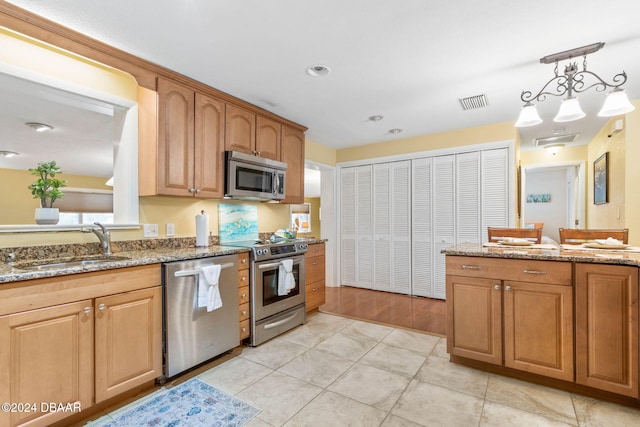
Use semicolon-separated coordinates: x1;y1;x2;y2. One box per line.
224;239;308;346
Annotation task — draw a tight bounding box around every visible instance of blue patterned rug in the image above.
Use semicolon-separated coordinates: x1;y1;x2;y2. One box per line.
101;378;259;426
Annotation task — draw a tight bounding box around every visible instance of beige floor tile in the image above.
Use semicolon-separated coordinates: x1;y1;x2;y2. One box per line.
315;332;378;361
277;348;354;388
341;319;395;341
284;390;387;426
305;312;354;332
392;379;483;427
416;355;489;398
197;357;273;394
481;401;576;426
279;321;337;348
361;342;427;377
244;416;274;427
328;362;411;412
240;337;309;369
572;394;640;427
430;337;448;359
237;371;322;426
485;375;577;425
381;414;426;427
382;329;440;354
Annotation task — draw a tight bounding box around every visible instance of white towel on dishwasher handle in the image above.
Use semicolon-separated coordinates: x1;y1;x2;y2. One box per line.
198;264;222;311
278;259;295;296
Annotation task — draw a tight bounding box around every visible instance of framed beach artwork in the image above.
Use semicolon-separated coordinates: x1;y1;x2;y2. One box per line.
594;152;609;205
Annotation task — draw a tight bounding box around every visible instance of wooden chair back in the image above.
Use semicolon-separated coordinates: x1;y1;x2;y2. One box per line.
487;227;542;243
558;228;629;244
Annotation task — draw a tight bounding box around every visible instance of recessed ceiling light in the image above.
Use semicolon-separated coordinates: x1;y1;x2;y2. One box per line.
368;115;384;122
389;129;403;135
25;122;53;132
552;127;566;135
0;150;19;158
306;64;331;77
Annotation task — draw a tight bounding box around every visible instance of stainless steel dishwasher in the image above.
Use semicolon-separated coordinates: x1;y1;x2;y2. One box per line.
163;255;239;379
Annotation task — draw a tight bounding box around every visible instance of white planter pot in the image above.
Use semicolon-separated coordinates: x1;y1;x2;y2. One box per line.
35;208;60;225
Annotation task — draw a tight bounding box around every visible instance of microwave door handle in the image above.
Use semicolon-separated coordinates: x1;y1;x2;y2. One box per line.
273;171;278;196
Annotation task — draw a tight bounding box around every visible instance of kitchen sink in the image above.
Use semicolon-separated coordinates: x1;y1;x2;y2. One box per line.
12;255;130;271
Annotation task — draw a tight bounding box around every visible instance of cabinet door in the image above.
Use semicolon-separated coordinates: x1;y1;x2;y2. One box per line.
481;148;509;238
95;287;162;403
503;281;574;381
447;275;502;365
411;157;433;297
225;104;255;154
456;152;481;244
256;116;281;160
281;125;305;204
0;301;93;427
341;167;357;287
576;263;639;398
433;155;455;299
373;163;391;292
157;78;195;196
194;93;225;198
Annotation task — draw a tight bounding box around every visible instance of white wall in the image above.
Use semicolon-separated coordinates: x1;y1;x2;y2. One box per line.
524;168;567;242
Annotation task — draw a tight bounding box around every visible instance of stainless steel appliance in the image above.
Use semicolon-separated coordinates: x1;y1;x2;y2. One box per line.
224;239;308;346
225;150;287;201
162;255;239;378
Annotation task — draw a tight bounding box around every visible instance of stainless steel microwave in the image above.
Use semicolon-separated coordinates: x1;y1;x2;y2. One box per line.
225;151;287;201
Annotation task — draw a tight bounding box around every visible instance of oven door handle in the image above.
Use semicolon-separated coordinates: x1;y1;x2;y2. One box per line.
174;262;235;277
258;261;283;270
263;312;299;329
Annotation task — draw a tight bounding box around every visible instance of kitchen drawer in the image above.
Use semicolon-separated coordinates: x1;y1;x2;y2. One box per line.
306;255;325;283
306;281;326;312
238;268;249;287
239;319;250;340
446;256;572;285
239;302;250;321
305;243;325;259
238;285;249;305
238;252;250;270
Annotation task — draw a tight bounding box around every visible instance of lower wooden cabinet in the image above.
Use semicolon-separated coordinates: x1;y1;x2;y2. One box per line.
447;256;574;381
575;263;639;398
238;252;251;340
305;242;326;311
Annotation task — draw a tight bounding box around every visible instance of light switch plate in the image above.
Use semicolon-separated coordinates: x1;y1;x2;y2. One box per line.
143;224;158;238
166;223;175;236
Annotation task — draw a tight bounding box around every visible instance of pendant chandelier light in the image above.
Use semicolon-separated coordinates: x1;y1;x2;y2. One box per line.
515;42;635;128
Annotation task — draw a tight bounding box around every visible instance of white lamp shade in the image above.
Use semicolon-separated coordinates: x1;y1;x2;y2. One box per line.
544;143;564;155
598;89;636;117
554;97;585;122
515;103;542;127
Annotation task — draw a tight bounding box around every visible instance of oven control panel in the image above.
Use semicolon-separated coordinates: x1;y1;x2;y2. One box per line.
253;241;308;260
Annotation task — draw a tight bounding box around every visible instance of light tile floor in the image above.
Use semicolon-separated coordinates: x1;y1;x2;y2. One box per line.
91;312;640;426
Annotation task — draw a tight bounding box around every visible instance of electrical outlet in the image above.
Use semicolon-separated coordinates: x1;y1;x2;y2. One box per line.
166;223;175;237
143;224;158;238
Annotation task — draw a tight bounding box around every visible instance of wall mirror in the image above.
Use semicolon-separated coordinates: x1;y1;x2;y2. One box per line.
0;68;139;232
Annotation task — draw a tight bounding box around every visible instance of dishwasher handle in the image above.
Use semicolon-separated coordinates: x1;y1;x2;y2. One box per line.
174;262;235;277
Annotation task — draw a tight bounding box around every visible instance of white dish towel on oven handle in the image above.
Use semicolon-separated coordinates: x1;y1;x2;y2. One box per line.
278;259;295;296
198;264;222;311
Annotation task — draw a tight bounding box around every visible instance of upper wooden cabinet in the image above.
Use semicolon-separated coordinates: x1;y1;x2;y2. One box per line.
281;125;305;204
256;116;281;160
140;78;225;198
225;105;281;161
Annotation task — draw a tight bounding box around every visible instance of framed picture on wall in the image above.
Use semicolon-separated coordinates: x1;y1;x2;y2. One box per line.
594;152;608;205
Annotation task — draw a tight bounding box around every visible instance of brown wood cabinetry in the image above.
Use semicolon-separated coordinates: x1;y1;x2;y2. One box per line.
575;263;639;398
281;125;306;204
447;256;574;381
0;266;162;427
140;78;225;198
255;116;281;160
225;105;281;161
238;252;251;340
305;242;326;311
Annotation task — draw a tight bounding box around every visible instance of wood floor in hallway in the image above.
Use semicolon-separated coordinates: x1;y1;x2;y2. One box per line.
319;286;447;336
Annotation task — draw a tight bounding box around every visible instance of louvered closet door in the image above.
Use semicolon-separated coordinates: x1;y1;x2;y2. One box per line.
340;168;357;287
433;155;456;300
412;158;433;297
481;148;509;240
373;164;391;292
390;161;411;294
356;166;374;289
456;152;481;244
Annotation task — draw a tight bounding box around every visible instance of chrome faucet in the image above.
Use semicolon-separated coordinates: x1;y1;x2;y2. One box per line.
82;222;112;256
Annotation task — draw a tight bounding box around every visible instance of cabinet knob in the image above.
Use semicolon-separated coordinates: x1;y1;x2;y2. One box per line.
242;327;247;332
189;188;196;194
242;258;247;264
493;284;500;291
241;293;247;299
312;287;318;292
505;285;512;291
241;276;247;281
195;188;201;194
83;307;92;314
98;303;106;311
242;310;247;316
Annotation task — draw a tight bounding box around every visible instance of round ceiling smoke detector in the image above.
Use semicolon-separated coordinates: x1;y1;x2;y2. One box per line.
306;64;331;77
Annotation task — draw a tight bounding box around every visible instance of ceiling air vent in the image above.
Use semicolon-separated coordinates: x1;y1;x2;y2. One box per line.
459;94;488;111
533;134;579;146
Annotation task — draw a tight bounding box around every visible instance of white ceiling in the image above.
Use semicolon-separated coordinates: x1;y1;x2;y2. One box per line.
4;0;640;164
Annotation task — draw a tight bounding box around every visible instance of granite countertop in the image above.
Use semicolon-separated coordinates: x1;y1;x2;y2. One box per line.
443;242;640;267
0;238;327;285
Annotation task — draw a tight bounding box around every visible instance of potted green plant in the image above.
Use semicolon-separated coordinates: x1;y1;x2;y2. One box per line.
28;161;67;224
